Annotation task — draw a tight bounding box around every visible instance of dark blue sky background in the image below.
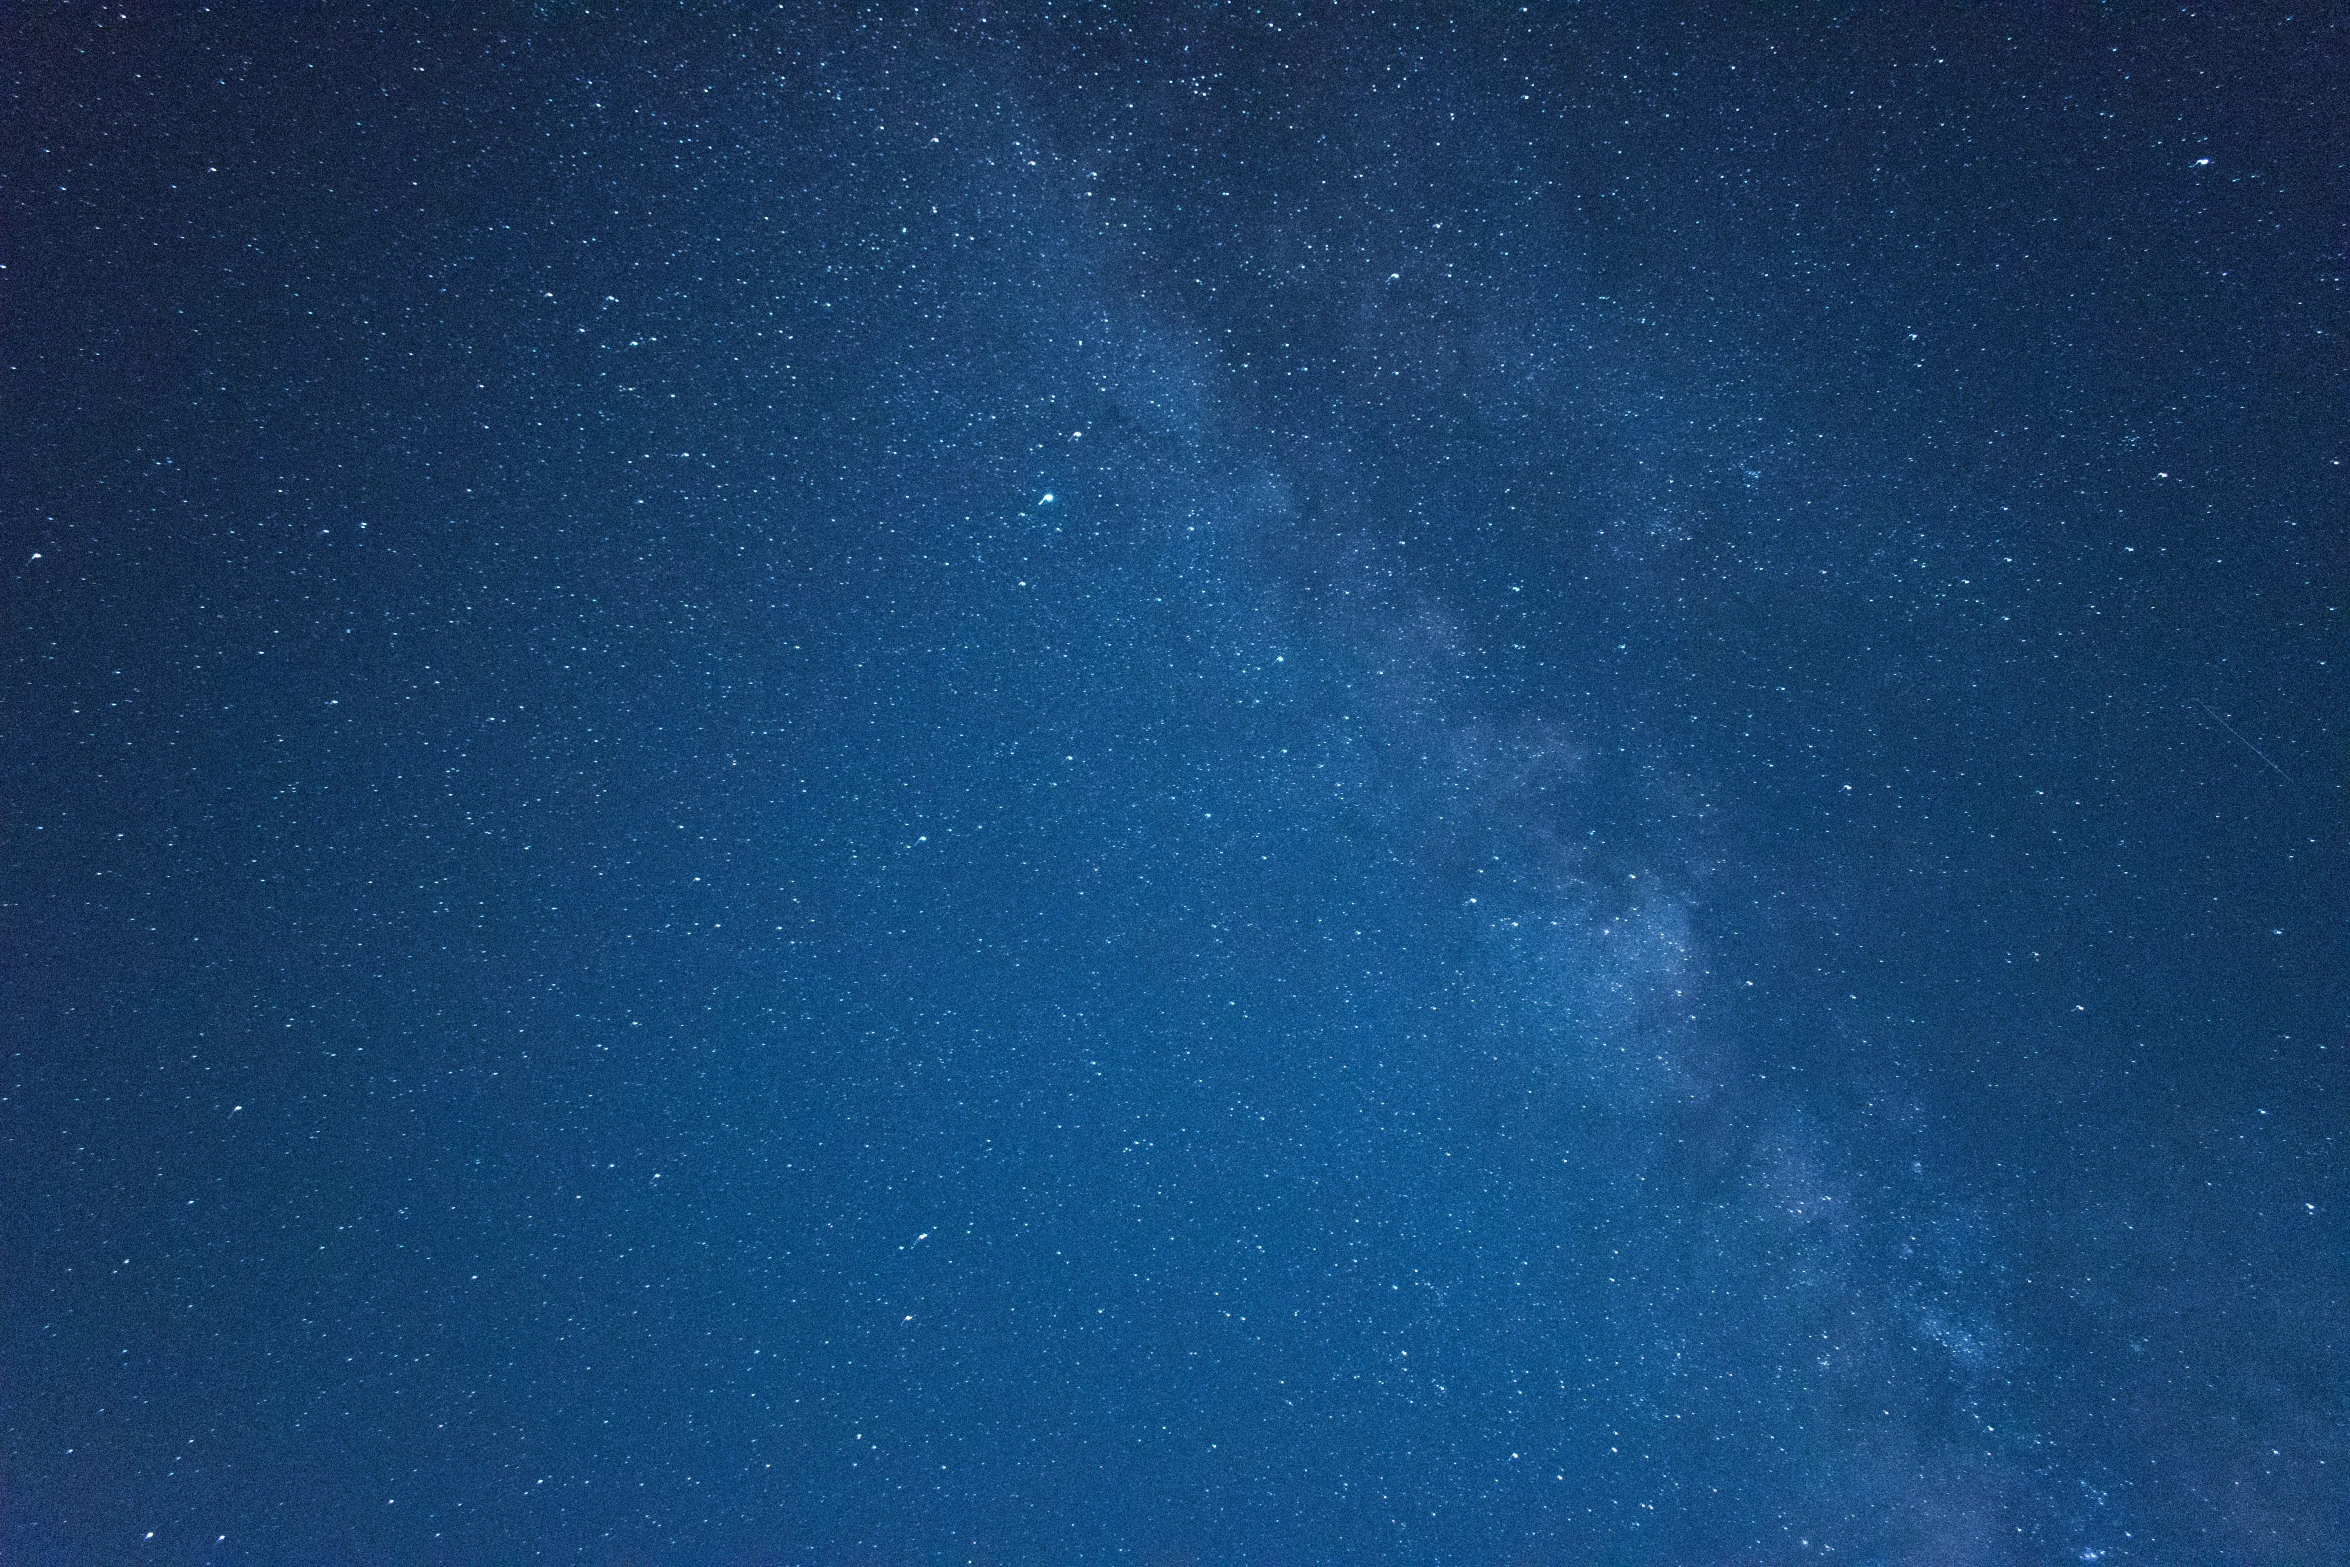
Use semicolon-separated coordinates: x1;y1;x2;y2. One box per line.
4;6;2344;1564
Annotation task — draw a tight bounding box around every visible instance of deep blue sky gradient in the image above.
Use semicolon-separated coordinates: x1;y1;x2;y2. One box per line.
4;6;2345;1564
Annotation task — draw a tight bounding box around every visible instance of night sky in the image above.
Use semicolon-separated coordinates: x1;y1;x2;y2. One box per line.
4;6;2346;1565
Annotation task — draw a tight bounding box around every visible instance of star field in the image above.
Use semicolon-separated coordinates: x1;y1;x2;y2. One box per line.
3;6;2345;1565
